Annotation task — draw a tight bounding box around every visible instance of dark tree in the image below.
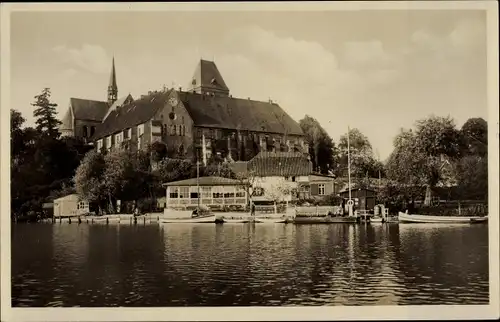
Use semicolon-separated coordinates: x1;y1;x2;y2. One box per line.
32;88;61;138
299;115;336;174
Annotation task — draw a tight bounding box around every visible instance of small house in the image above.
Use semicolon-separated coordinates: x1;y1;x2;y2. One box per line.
338;187;377;211
53;194;89;218
163;176;248;210
298;173;337;199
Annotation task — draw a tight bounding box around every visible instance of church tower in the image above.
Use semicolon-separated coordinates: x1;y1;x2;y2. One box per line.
187;59;230;97
107;57;118;105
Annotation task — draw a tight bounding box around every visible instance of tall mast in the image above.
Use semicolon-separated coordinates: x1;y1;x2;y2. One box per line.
347;126;351;202
197;160;200;209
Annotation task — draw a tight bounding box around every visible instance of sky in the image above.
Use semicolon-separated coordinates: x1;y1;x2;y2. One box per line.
9;9;488;160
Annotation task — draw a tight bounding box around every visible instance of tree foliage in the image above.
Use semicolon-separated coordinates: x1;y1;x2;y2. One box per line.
11;92;93;219
299;115;336;174
384;115;483;206
337;128;382;185
31;88;61;139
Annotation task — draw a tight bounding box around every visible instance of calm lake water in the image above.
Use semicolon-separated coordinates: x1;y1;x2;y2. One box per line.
11;222;489;307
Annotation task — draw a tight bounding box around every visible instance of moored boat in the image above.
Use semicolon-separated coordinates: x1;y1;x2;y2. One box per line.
398;211;487;224
293;215;357;224
161;207;219;224
370;217;384;223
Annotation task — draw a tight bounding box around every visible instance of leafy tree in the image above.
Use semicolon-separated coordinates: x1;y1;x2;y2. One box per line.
299;115;336;174
151;141;168;163
337;128;380;186
31;88;61;138
460;117;487;156
385;116;463;206
74;150;107;210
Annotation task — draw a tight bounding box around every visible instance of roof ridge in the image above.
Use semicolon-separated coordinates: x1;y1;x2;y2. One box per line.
70;97;107;103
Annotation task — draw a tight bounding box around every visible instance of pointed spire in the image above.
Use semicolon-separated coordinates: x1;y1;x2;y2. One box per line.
109;56;117;89
107;56;118;105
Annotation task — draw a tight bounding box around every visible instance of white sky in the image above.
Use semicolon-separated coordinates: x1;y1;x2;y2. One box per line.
10;9;487;159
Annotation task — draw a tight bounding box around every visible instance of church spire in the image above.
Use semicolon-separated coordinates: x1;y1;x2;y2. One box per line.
107;56;118;105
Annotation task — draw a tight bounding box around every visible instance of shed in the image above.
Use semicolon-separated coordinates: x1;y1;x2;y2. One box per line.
53;194;89;218
339;188;376;211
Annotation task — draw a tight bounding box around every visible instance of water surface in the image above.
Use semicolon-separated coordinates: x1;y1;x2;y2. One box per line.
11;222;489;306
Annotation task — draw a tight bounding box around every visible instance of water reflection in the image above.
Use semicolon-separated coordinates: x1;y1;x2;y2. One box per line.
11;222;489;307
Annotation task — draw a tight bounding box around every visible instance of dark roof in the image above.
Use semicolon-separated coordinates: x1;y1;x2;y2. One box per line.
163;176;244;187
229;161;249;176
178;91;304;135
339;187;376;194
247;152;312;177
59;107;73;131
70;98;109;122
92;90;172;140
103;94;134;120
188;60;229;93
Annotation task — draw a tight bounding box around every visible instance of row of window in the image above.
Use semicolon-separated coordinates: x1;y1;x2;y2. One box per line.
169;186;246;199
82;126;96;138
163;124;186;136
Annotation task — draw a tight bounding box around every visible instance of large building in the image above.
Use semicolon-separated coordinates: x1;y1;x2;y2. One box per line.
61;58;307;162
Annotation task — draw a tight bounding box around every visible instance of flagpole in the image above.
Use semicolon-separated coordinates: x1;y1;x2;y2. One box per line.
347;126;353;217
347;126;351;202
202;133;207;166
197;160;200;209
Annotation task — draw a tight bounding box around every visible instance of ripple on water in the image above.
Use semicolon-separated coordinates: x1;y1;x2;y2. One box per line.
10;223;490;306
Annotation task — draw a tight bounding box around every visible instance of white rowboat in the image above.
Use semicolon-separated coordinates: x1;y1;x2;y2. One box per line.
398;211;488;224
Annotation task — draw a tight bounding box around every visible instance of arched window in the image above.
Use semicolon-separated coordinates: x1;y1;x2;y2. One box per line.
171;125;177;136
90;126;96;137
82;125;88;138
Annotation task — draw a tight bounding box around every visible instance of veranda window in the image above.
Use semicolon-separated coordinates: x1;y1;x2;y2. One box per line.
212;186;223;199
236;187;246;198
179;187;189;198
169;187;179;198
223;186;235;198
190;186;199;199
201;187;212;199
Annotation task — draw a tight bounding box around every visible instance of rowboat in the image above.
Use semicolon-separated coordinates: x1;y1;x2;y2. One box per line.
160;214;217;224
398;211;488;224
161;208;219;224
370;217;384;223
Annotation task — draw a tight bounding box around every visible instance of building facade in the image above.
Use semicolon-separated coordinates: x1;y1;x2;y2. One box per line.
59;57;134;143
81;59;307;162
163;176;248;210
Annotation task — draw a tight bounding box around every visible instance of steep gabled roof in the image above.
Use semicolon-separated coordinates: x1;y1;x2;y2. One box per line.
163;176;244;187
247;151;312;177
178;91;304;135
102;94;134;121
188;59;229;93
59;107;74;131
92;90;172;140
70;98;109;122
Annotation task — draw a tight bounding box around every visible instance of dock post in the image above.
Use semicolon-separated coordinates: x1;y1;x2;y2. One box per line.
143;216;146;224
59;217;62;224
68;217;71;224
134;217;137;224
106;217;109;225
78;217;82;224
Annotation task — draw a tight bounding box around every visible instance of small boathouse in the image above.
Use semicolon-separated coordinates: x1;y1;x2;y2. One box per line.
163;176;248;210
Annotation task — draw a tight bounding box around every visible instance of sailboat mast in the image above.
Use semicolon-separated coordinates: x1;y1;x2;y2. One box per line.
197;160;200;208
347;126;352;202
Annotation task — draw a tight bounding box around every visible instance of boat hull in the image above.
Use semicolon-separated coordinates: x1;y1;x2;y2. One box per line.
161;215;218;223
370;217;384;223
398;212;487;224
293;216;358;224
